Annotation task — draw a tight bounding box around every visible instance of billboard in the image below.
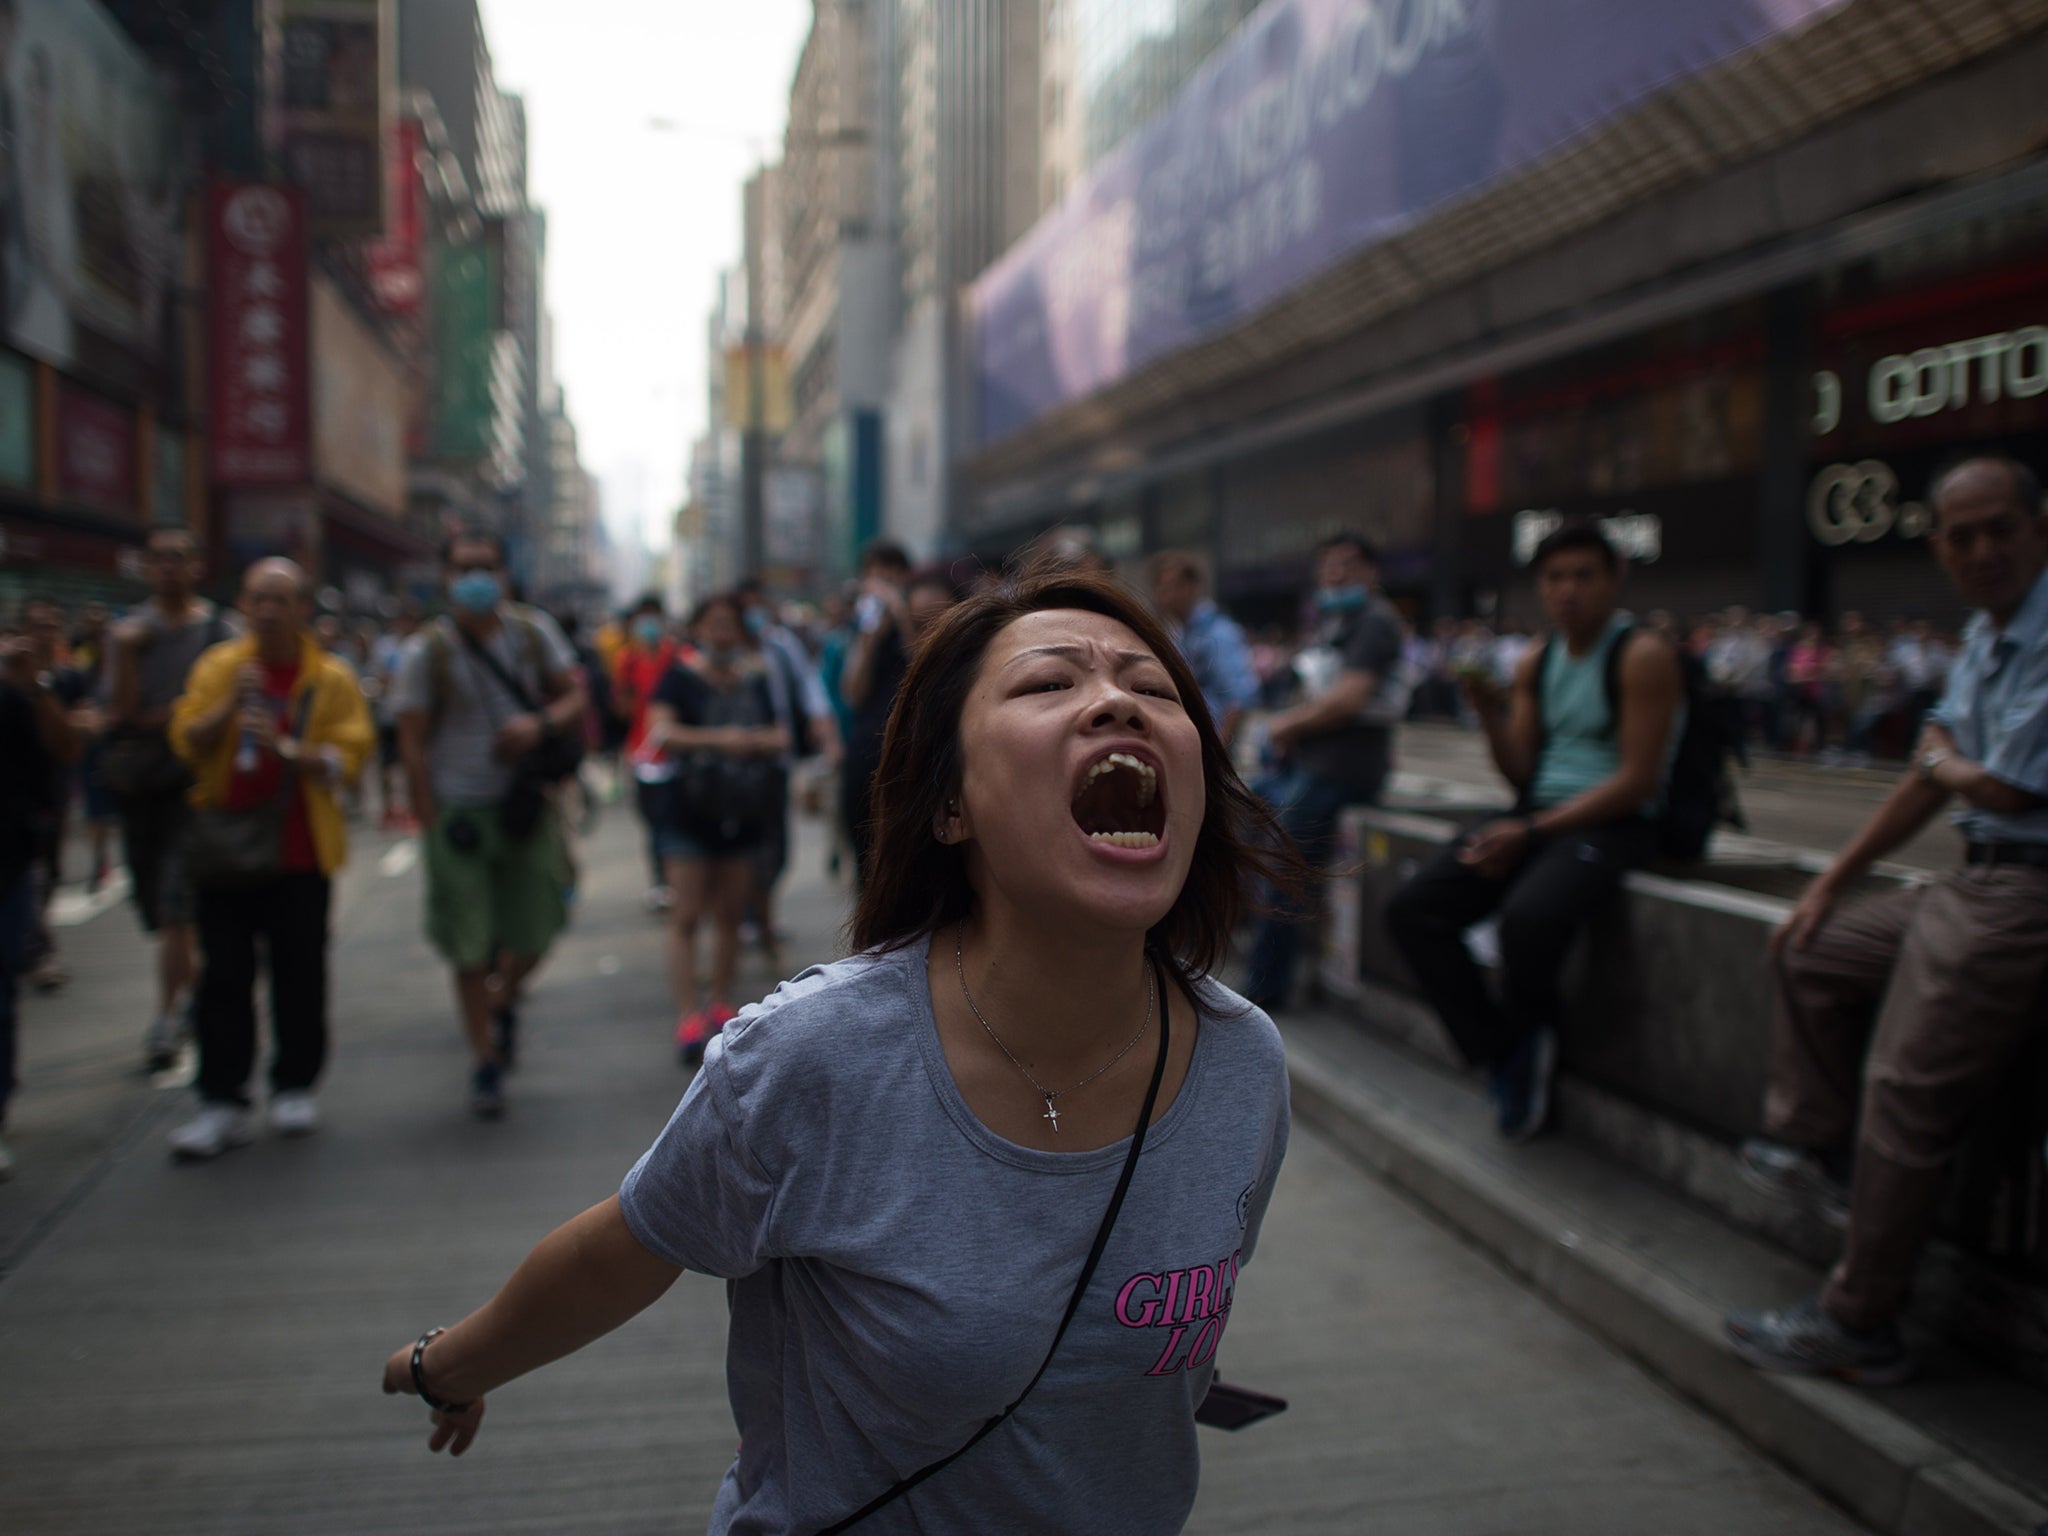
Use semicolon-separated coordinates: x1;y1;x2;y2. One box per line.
209;182;312;487
969;0;1855;443
276;0;392;237
0;0;183;373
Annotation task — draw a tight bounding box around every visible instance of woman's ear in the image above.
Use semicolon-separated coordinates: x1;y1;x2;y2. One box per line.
932;796;966;845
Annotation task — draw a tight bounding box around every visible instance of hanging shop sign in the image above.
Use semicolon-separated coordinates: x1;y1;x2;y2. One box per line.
209;181;312;486
365;116;425;315
430;239;498;461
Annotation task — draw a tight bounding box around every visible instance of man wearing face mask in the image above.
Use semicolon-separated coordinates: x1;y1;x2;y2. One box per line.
392;531;588;1120
1241;534;1409;1010
613;595;680;910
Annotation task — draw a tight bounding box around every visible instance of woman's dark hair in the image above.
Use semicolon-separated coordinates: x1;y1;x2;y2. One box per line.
689;591;746;630
849;559;1309;985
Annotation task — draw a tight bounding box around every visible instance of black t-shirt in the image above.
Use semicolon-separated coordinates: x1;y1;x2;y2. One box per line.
653;660;776;735
846;629;908;769
0;684;55;886
1292;598;1406;799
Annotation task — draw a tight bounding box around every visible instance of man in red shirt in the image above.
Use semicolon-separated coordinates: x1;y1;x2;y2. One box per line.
611;595;682;909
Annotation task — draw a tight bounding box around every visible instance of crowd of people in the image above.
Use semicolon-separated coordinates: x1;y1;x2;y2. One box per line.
1399;607;1963;762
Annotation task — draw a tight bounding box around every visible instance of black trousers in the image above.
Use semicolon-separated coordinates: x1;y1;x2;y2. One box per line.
195;871;332;1106
1385;819;1660;1070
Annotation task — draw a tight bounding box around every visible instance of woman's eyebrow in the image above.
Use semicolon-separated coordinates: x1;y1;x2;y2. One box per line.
1002;644;1159;671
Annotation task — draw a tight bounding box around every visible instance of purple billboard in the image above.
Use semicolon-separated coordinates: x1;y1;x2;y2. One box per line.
971;0;1853;445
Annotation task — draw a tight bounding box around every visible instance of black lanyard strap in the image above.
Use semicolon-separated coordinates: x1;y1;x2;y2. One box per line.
818;955;1175;1535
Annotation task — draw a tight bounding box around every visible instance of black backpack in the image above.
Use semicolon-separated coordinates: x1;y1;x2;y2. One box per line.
1545;626;1747;861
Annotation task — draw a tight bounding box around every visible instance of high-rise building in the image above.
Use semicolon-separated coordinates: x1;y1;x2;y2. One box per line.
885;0;1045;555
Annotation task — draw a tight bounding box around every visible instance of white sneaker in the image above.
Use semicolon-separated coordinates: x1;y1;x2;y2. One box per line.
269;1092;320;1137
0;1135;14;1180
167;1104;255;1162
143;1013;186;1071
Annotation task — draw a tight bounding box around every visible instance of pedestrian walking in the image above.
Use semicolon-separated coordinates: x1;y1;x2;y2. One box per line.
101;527;237;1070
392;530;589;1120
0;612;81;1179
612;594;679;910
1240;533;1408;1010
368;607;419;829
646;594;788;1064
382;560;1297;1532
1384;522;1686;1142
19;598;90;992
161;560;373;1161
1727;456;2048;1384
1151;550;1260;747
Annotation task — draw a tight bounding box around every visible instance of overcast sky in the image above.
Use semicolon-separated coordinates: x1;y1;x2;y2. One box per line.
479;1;813;557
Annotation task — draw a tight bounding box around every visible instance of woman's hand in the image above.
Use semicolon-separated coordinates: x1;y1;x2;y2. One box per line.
383;1342;488;1456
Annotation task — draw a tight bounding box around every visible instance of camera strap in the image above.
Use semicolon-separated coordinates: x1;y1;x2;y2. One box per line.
818;956;1173;1534
452;619;544;719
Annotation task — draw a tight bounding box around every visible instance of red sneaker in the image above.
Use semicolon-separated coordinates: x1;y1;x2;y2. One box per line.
675;1009;717;1067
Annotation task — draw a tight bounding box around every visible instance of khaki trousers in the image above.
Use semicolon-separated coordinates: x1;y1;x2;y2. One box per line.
1764;864;2048;1329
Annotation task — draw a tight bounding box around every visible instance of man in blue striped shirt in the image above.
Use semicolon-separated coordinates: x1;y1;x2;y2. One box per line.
1729;454;2048;1384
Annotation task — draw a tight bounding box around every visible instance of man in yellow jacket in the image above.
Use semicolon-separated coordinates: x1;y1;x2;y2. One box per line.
164;559;373;1161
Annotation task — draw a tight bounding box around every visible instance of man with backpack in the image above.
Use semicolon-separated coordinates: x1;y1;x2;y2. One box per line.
1386;522;1691;1143
391;531;588;1120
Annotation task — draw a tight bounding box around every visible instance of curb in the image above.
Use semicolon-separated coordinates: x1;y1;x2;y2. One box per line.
1283;1033;2048;1536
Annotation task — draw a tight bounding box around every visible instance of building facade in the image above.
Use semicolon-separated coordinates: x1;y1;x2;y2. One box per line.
958;0;2048;630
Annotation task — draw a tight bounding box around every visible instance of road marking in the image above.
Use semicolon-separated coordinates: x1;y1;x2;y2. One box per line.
50;871;132;928
598;955;622;976
380;840;419;878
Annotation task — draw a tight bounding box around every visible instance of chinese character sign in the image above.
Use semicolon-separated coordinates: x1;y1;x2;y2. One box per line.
210;182;311;487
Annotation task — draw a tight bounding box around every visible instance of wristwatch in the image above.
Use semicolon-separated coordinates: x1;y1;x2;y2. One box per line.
1916;748;1951;783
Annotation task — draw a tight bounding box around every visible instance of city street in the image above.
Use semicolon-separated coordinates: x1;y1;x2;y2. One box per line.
0;801;1868;1534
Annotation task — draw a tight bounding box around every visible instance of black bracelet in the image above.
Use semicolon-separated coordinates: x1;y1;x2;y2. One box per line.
410;1328;470;1414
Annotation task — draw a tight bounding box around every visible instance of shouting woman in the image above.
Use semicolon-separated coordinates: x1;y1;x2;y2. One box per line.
382;563;1299;1532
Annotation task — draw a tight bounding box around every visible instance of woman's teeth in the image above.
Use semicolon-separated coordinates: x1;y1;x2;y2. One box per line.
1088;831;1160;848
1078;752;1157;807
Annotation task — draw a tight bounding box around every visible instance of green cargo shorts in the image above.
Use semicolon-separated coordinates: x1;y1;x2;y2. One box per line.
423;803;570;972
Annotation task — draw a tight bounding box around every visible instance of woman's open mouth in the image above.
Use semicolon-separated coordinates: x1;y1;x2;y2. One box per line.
1070;750;1167;849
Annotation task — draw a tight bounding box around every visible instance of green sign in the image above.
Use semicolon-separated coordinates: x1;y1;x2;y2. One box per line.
432;240;497;460
0;351;33;489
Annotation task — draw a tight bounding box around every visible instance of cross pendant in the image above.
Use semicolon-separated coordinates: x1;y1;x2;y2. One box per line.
1043;1097;1061;1132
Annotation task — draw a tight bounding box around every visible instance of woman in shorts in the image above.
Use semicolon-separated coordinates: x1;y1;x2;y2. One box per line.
383;562;1301;1533
647;593;787;1063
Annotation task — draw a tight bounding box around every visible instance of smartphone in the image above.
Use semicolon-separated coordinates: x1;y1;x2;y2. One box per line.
1194;1380;1289;1431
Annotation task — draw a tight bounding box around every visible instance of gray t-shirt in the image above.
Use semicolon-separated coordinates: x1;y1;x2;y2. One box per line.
389;608;577;805
112;600;238;716
619;939;1290;1536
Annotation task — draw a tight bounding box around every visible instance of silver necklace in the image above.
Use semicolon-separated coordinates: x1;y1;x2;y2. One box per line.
954;923;1154;1134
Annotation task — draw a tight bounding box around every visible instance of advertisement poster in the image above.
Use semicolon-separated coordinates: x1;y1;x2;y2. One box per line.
969;0;1855;443
209;182;312;486
0;0;182;372
55;380;136;516
0;349;33;488
277;0;391;237
431;239;497;460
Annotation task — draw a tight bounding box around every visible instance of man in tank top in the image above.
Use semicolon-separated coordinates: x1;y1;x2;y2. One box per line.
1386;522;1685;1143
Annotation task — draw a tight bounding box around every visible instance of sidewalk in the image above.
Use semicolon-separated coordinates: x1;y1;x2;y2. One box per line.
1280;997;2048;1536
